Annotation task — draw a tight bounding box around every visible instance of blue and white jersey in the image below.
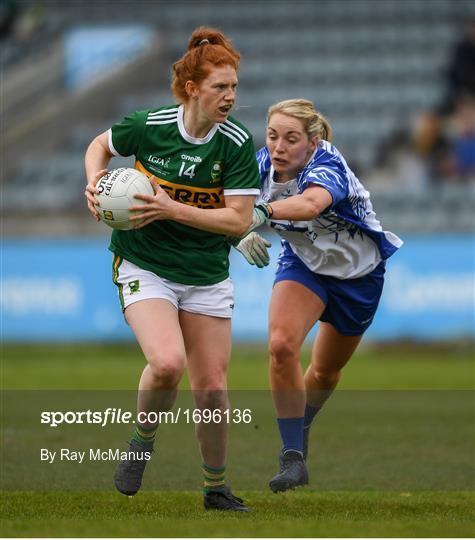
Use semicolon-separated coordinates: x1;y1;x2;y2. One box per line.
256;142;403;279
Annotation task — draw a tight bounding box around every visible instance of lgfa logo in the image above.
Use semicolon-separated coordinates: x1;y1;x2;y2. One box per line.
148;155;170;168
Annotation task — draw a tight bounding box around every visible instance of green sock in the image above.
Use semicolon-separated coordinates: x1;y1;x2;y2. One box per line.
202;463;226;493
132;422;157;446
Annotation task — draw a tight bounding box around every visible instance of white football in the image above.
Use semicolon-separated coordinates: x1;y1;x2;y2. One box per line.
95;168;154;230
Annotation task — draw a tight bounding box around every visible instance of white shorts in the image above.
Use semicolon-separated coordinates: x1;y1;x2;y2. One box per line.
112;257;234;318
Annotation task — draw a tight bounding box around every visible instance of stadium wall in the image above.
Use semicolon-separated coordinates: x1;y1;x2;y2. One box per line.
1;235;473;342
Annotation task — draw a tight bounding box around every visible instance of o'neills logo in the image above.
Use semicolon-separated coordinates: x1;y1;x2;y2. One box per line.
97;171;115;196
97;168;132;195
181;154;202;163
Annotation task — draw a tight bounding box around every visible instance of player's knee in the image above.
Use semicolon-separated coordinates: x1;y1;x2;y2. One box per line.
309;365;341;387
194;389;228;411
192;362;228;393
147;354;184;387
269;330;299;365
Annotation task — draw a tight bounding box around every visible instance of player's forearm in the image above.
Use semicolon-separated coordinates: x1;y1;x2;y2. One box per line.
269;187;332;221
171;203;252;237
269;195;320;220
84;134;113;183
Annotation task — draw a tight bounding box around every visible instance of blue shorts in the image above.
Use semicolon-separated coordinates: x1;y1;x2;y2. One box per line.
274;251;386;336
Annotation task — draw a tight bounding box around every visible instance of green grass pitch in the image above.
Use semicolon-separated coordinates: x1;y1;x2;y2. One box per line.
1;341;474;537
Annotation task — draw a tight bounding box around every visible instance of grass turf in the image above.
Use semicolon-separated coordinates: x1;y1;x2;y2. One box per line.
1;342;474;537
1;341;473;390
1;491;474;537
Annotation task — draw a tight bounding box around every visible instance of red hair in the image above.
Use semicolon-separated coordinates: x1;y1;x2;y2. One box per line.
171;27;240;103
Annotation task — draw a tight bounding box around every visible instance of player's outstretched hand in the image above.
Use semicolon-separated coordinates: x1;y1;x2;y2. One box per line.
85;169;108;221
130;176;176;228
233;232;272;268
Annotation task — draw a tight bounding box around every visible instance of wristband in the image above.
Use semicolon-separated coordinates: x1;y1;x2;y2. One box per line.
256;202;274;219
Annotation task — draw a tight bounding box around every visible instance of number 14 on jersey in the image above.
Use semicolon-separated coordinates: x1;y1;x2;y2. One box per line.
179;161;196;179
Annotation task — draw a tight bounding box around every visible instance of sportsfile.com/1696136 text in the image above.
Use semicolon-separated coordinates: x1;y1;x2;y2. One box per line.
40;408;253;427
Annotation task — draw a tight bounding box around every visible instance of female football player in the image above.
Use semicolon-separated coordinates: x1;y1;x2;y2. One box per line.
84;27;259;512
235;99;402;492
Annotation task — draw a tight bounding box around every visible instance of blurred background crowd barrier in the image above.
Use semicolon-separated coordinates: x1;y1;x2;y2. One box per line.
1;0;474;342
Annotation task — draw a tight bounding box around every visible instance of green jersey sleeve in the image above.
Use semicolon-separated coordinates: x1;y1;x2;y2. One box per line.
110;110;148;157
223;137;260;193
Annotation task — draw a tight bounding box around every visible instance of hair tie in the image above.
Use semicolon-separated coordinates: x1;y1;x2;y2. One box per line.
198;39;210;46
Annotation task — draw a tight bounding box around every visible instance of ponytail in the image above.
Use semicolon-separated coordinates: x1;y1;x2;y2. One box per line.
172;27;240;103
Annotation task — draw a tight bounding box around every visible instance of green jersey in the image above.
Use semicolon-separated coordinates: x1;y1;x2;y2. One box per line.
108;104;260;285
